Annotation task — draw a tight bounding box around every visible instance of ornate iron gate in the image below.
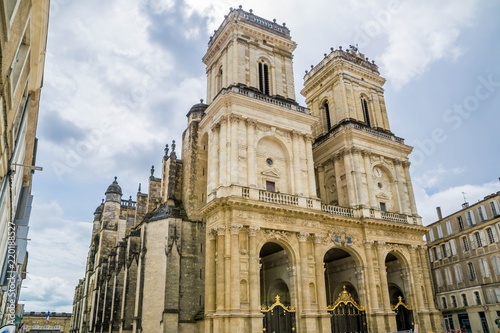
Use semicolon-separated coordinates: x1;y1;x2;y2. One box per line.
391;296;414;332
327;287;367;333
261;295;296;333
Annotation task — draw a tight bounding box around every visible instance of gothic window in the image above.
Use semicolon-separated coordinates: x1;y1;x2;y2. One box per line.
461;293;468;306
474;291;481;305
361;96;371;127
474;232;483;247
258;61;270;95
461;237;469;251
486;227;496;244
323;100;332;130
441;296;447;309
457;216;464;230
451;295;457;308
467;262;476;281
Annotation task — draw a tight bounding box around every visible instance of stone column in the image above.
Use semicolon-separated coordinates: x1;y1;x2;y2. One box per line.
332;155;344;206
248;227;262;333
403;161;419;216
297;232;311;312
215;225;226;311
248;227;260;311
392;160;404;213
342;149;357;206
394;160;409;214
362;151;377;208
375;242;390;311
230;115;240;186
363;241;379;311
209;124;220;193
408;245;424;310
230;223;243;311
219;116;228;186
317;165;326;202
352;148;367;206
205;229;217;314
246;120;256;187
418;246;435;308
292;131;302;195
314;234;331;333
305;135;317;197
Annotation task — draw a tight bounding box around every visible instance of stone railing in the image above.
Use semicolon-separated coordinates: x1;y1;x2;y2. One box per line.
209;185;420;224
313;120;404;148
221;85;310;114
321;204;354;218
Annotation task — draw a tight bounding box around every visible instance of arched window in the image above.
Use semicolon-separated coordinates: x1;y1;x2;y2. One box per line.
461;293;468;306
361;96;371;127
323;100;332;130
259;61;270;95
216;66;223;93
467;262;476;281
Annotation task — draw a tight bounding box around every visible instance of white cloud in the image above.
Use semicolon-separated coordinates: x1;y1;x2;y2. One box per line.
380;0;478;88
415;181;499;225
20;202;92;311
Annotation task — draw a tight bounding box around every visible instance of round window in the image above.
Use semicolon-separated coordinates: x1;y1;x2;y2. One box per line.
377;182;383;189
266;158;273;166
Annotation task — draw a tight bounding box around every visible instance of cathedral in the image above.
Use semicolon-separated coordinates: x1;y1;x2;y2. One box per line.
70;7;442;333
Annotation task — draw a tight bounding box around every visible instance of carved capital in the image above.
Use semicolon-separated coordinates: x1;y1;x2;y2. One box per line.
287;266;296;277
207;228;217;241
230;223;243;235
248;226;260;237
313;233;326;244
216;225;226;236
297;232;309;242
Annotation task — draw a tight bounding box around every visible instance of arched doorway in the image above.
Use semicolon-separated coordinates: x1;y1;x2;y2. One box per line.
324;248;367;333
260;242;296;333
386;253;414;331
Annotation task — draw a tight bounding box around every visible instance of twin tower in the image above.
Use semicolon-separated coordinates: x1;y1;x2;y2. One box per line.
71;7;441;333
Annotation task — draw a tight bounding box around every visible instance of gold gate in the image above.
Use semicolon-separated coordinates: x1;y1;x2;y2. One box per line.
261;295;296;332
391;296;414;331
327;286;367;333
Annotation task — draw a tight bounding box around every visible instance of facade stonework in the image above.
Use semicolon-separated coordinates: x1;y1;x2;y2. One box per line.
70;7;442;333
0;0;49;326
426;194;500;332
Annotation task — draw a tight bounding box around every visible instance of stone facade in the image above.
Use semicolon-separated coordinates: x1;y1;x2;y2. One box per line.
426;193;500;332
23;312;72;332
70;7;442;333
0;0;49;326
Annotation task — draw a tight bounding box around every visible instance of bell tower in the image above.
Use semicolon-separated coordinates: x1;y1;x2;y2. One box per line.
302;46;419;218
196;6;317;203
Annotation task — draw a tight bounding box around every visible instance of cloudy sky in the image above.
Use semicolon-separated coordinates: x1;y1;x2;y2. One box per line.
20;0;500;312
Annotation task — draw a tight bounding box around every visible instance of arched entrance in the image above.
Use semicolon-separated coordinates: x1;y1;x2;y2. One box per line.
386;253;414;331
324;248;367;333
260;242;296;333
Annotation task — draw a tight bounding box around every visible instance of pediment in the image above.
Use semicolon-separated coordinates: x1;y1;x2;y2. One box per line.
261;169;280;178
376;192;389;200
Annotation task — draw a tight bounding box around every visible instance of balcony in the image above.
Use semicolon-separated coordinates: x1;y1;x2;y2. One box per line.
209;185;421;224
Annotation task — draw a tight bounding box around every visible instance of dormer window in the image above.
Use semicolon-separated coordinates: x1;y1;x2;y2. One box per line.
259;61;270;95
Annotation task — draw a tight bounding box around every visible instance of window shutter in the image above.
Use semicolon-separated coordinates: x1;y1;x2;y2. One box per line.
429;249;434;262
481;206;488;220
493;227;499;242
480;230;487;246
445;242;451;257
450;239;457;255
471;211;476;225
493;200;500;216
469;234;476;249
436;246;442;259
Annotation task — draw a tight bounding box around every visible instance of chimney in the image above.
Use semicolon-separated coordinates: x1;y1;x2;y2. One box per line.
436;207;443;220
462;202;469;208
